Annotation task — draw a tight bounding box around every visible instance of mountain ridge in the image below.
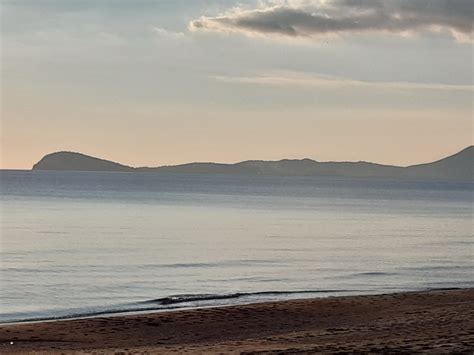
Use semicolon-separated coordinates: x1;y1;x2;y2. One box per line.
32;146;473;181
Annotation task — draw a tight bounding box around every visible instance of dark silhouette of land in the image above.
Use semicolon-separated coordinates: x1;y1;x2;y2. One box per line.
32;146;473;181
33;152;135;172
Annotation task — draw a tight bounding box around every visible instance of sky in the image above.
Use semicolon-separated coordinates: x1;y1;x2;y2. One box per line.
1;0;473;169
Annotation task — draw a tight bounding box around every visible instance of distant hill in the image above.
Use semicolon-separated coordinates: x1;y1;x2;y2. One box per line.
32;147;473;181
403;146;473;181
33;152;134;172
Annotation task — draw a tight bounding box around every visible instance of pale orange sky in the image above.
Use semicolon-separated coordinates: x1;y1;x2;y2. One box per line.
2;106;472;169
1;0;473;170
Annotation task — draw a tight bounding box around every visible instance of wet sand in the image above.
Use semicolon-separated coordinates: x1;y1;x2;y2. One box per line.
1;289;473;354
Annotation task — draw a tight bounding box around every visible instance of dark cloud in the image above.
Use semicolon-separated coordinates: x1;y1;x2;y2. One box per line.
190;0;473;42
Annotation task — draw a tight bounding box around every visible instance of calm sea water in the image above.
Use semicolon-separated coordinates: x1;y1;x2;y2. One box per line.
0;170;472;323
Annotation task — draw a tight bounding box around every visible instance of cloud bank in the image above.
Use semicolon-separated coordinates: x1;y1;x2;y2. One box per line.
190;0;473;42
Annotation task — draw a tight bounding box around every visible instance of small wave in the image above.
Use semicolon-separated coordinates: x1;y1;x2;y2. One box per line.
353;272;397;277
399;265;471;271
140;259;281;269
141;289;352;305
155;262;216;268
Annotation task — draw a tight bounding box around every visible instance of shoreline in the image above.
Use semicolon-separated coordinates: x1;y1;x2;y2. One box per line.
0;287;466;326
1;288;473;353
0;289;361;326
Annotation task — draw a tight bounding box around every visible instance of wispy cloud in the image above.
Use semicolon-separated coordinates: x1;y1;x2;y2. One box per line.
214;71;474;91
151;27;188;41
190;0;473;42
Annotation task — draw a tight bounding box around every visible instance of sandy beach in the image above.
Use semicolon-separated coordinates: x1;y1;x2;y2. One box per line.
0;288;473;354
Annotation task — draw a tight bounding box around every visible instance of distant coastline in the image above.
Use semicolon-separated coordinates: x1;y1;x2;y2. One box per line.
31;146;473;181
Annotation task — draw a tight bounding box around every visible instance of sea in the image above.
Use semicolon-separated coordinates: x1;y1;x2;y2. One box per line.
0;170;472;323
